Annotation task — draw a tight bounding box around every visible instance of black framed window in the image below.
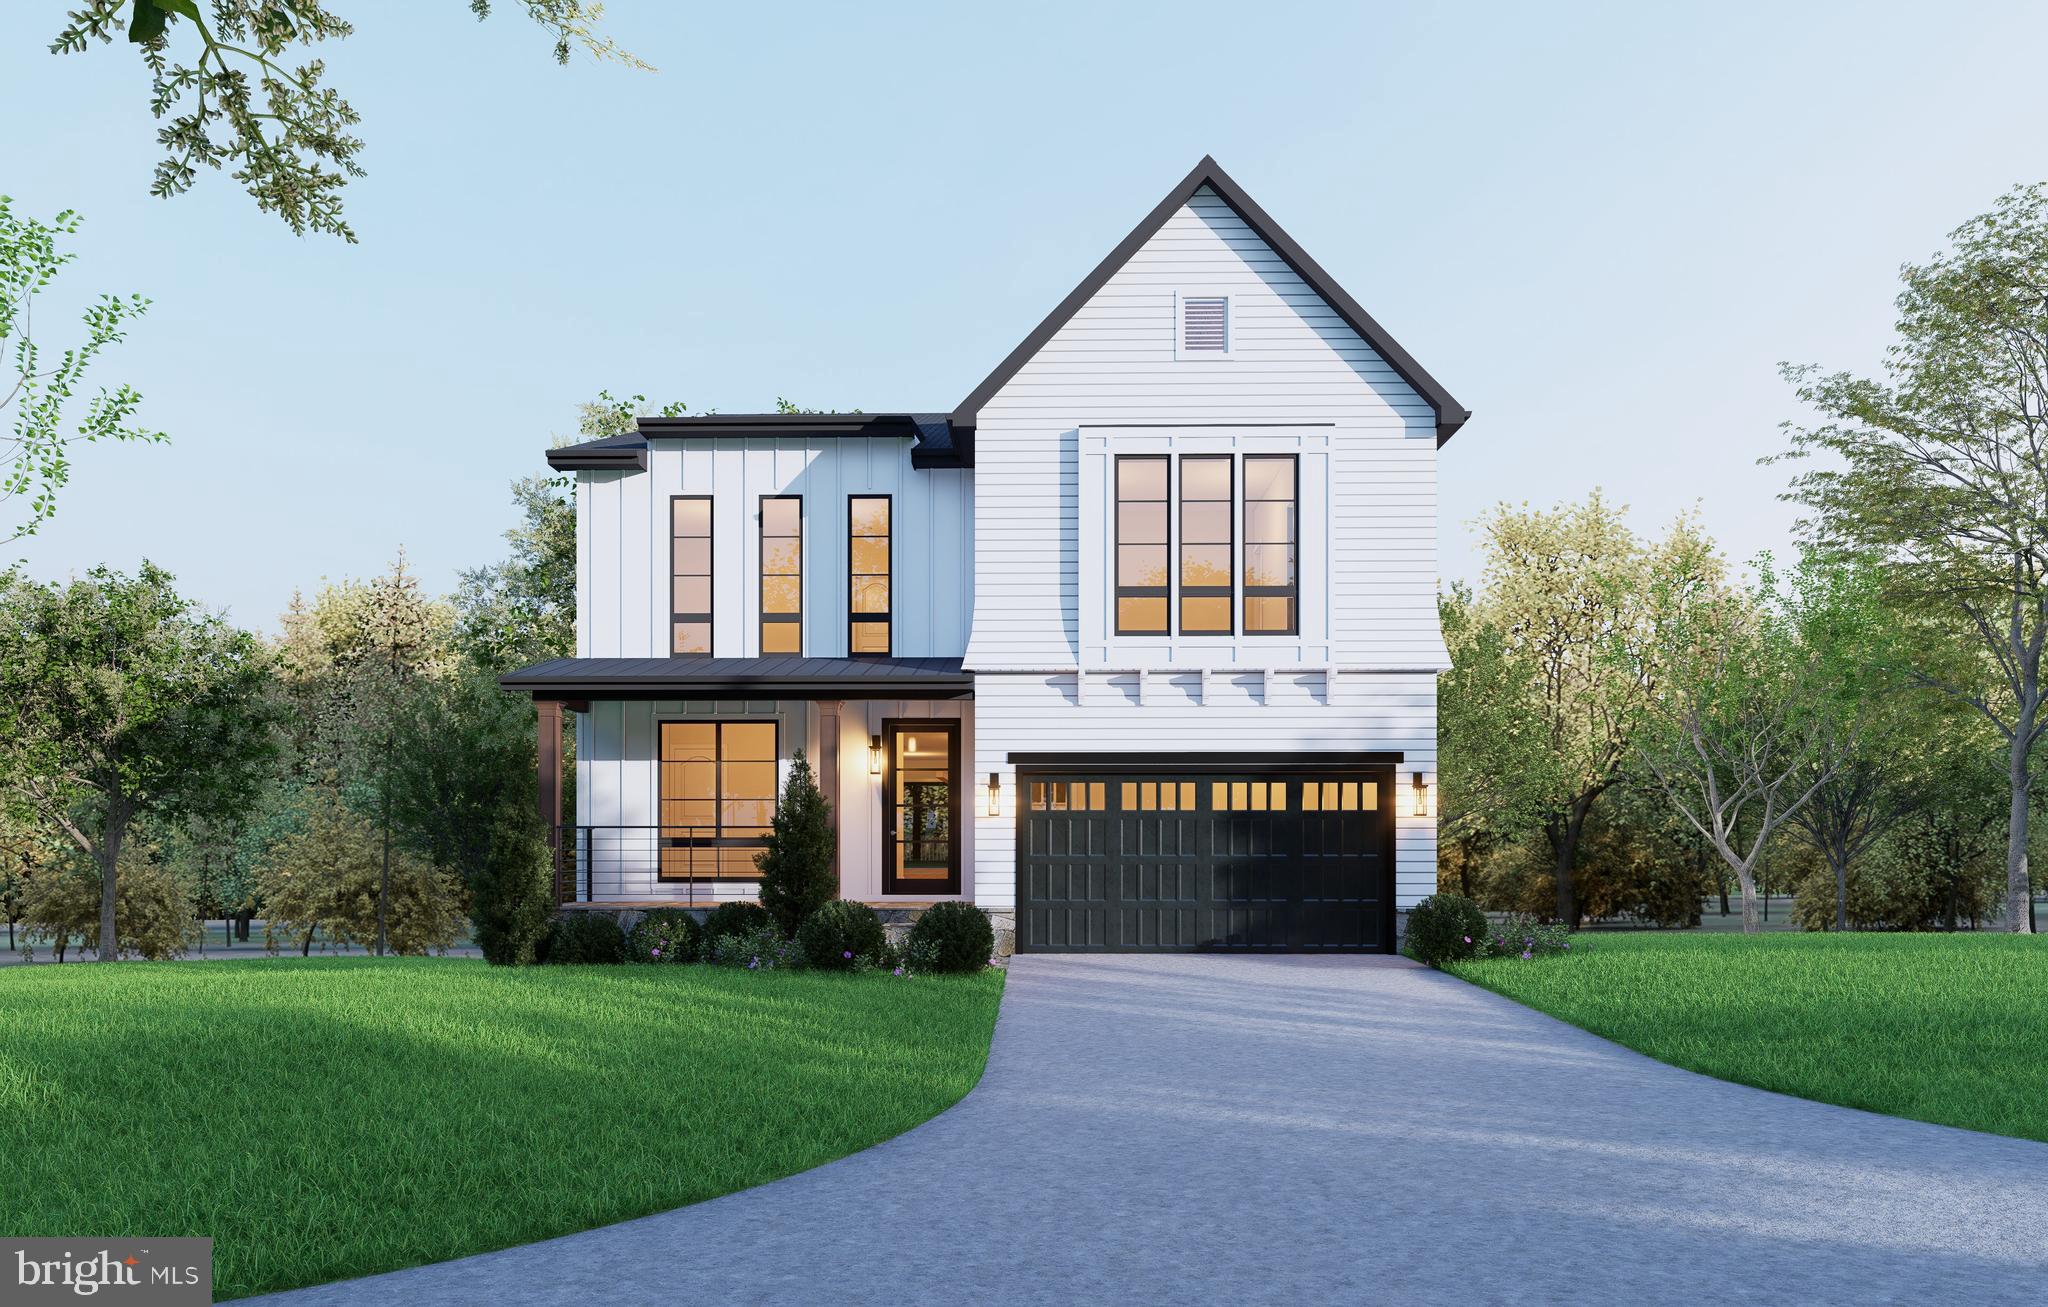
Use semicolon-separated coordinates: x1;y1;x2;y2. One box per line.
1115;455;1169;635
1178;455;1233;634
760;495;802;655
848;495;891;657
658;720;778;880
670;496;712;656
1243;455;1298;634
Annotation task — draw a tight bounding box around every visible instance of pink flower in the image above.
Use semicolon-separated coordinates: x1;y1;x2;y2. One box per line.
1463;935;1471;944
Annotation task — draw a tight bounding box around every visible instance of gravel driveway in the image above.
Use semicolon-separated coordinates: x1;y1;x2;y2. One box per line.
252;954;2048;1306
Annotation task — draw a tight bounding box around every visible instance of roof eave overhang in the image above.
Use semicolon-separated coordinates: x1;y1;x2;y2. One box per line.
545;446;647;472
499;674;974;702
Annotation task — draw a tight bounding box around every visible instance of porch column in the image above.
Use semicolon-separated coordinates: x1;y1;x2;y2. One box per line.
817;699;844;889
536;698;563;898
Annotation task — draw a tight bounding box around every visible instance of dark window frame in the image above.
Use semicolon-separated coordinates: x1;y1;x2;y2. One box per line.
1114;454;1170;636
847;493;892;659
881;717;963;896
669;494;713;657
758;493;803;656
1177;454;1234;636
1242;454;1299;637
655;718;780;881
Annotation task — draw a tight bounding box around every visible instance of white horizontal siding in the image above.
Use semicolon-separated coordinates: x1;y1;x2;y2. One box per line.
966;184;1445;673
970;672;1437;912
577;440;973;659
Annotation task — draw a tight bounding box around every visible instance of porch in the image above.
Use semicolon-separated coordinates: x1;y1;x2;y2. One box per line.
500;656;977;909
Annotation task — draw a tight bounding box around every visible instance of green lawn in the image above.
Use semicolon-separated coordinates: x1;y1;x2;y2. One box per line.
1450;932;2048;1143
0;958;1003;1300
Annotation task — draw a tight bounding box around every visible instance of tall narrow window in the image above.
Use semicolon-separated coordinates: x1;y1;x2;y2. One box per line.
1179;455;1233;634
670;495;712;656
760;496;802;655
1115;455;1169;635
848;495;891;656
1243;455;1297;634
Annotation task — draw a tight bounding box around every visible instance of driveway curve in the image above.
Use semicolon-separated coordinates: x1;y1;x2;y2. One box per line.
256;955;2048;1306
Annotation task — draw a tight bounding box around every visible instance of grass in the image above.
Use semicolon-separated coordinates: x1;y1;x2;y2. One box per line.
1449;931;2048;1144
0;958;1003;1300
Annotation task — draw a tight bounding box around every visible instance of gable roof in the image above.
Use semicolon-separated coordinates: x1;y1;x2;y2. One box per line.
950;155;1471;445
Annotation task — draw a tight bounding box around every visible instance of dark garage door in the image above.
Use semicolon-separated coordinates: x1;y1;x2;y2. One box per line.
1016;766;1393;952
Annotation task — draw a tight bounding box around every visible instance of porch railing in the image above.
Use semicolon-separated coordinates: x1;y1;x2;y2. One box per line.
551;825;766;905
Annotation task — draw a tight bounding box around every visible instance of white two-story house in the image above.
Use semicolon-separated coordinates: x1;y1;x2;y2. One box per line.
502;156;1469;953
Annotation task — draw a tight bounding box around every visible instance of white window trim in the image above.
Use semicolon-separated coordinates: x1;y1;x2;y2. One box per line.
1174;291;1233;360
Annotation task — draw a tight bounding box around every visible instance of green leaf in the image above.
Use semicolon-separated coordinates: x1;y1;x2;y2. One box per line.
127;3;167;44
154;0;203;21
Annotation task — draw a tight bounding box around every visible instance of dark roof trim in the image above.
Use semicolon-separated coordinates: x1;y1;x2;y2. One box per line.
500;655;973;702
951;155;1471;445
546;434;647;471
637;413;921;439
1008;752;1405;771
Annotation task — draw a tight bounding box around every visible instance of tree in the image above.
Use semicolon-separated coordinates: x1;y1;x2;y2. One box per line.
1628;554;1885;933
0;562;276;960
1779;181;2048;933
1471;493;1720;924
50;2;649;243
2;198;162;543
1437;585;1549;898
387;664;535;883
19;836;202;961
756;750;835;937
257;781;465;955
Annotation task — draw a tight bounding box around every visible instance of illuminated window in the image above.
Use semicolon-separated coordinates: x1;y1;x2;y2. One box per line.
1243;456;1297;634
670;496;712;656
849;495;890;656
1115;455;1169;634
760;496;802;655
1179;456;1233;634
658;721;778;879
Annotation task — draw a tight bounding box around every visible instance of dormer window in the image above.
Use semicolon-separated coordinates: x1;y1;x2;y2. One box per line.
1177;294;1230;357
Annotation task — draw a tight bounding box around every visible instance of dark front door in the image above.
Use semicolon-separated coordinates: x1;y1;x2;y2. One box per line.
1016;767;1392;952
883;720;961;895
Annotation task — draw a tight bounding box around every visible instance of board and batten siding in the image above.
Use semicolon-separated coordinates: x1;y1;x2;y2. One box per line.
964;183;1447;914
576;438;973;660
971;672;1437;912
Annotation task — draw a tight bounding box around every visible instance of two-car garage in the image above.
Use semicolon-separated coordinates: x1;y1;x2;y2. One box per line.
1014;759;1396;953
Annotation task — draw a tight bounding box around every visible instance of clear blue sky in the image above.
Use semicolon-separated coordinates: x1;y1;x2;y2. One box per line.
4;2;2045;630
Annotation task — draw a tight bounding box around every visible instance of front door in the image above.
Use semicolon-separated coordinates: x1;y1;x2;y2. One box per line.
882;719;961;895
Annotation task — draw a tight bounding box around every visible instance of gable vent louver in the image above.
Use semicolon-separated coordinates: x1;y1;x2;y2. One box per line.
1181;296;1228;352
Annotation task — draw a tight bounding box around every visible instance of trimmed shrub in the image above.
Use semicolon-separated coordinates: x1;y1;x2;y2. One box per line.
626;908;701;964
756;750;837;936
543;912;627;964
704;924;805;970
907;902;994;973
1402;893;1489;968
701;901;775;945
796;898;885;970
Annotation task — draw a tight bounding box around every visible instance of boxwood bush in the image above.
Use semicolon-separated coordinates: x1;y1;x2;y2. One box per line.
700;901;775;945
541;912;627;964
1402;893;1488;969
796;899;885;970
907;902;995;973
626;908;702;964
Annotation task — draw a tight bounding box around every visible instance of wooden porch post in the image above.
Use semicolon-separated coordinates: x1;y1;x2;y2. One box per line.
536;698;564;900
817;700;843;891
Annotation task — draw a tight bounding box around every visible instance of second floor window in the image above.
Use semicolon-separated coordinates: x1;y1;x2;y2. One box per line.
1115;455;1169;635
849;495;891;656
1243;455;1297;634
760;495;802;655
671;495;712;656
1179;455;1233;634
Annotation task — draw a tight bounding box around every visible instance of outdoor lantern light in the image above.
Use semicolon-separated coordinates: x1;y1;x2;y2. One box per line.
869;734;883;775
1410;771;1430;819
987;772;1001;817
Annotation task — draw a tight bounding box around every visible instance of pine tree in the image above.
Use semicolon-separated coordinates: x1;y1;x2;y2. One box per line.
756;750;836;936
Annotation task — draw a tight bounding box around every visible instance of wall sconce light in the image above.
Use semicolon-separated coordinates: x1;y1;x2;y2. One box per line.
1409;771;1431;819
987;772;1001;818
869;734;883;776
